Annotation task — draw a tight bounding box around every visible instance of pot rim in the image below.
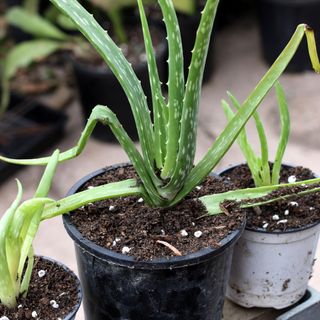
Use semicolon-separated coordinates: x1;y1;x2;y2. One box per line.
36;256;82;319
63;163;245;270
216;162;320;235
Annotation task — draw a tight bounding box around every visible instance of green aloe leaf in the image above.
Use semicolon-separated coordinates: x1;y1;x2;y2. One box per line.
0;181;23;308
162;0;219;193
137;0;167;168
41;179;143;220
49;0;157;184
200;177;320;215
160;0;185;178
7;7;68;40
272;82;290;185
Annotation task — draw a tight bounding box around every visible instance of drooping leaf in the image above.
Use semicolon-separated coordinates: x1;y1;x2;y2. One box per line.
7;7;68;40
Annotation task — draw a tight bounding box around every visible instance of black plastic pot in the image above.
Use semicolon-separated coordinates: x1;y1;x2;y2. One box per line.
71;36;167;143
40;256;82;320
257;0;320;72
0;94;68;183
63;163;245;320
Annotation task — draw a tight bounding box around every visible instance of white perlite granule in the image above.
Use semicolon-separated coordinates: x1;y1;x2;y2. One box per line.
37;270;46;278
194;231;203;238
180;230;188;237
31;311;38;318
122;246;131;254
272;214;280;221
50;300;59;309
0;316;10;320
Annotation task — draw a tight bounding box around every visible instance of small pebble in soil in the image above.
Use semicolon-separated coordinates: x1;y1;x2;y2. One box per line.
50;300;59;309
195;186;202;190
194;231;203;238
109;205;115;211
137;198;144;203
284;210;290;216
310;207;315;211
191;222;195;226
289;202;299;207
288;175;297;183
262;223;269;229
272;214;280;221
161;229;165;235
37;270;46;278
277;219;288;225
180;230;188;237
0;316;10;320
122;246;131;254
17;305;22;308
31;311;37;318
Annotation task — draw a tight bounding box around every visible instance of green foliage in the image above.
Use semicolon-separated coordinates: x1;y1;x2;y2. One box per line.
0;150;59;308
221;81;290;187
1;0;320;208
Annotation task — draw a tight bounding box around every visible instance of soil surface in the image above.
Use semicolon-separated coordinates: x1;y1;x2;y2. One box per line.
221;164;320;232
70;165;245;261
0;257;80;320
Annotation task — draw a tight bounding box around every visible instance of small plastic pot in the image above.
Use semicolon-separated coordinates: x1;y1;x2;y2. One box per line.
218;164;320;309
38;256;83;320
63;163;245;320
71;35;167;143
257;0;320;72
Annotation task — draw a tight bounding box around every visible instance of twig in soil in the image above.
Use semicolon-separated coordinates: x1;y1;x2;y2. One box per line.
156;240;182;256
219;203;230;216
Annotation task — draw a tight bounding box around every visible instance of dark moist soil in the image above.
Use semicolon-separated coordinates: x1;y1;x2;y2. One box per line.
221;164;320;232
0;257;79;320
70;166;245;261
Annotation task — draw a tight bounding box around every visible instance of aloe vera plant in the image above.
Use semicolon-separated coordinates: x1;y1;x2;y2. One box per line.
221;81;290;187
0;150;59;308
1;0;320;212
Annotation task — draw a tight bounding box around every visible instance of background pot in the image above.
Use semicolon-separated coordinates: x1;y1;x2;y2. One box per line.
257;0;320;72
218;164;320;309
71;36;167;143
0;93;68;183
63;164;244;320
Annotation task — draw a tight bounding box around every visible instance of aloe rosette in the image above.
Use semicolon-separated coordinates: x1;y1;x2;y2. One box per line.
1;2;320;218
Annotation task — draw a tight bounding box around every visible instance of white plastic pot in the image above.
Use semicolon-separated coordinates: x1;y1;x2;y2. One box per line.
226;222;320;309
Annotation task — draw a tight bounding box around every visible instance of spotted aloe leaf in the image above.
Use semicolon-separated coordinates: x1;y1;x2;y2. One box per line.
200;177;320;215
48;0;158;185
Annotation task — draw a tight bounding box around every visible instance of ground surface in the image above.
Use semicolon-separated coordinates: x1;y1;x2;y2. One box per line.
1;16;320;319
